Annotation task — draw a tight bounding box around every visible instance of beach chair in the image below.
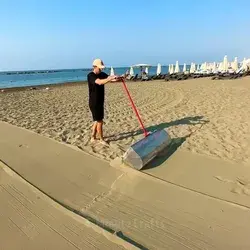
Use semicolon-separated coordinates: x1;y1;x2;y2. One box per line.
132;74;139;81
141;73;149;81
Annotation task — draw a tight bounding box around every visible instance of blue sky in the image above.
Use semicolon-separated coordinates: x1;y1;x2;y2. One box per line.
1;0;250;70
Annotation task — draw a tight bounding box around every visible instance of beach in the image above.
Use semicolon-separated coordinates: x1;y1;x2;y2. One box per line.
1;77;250;165
1;76;250;249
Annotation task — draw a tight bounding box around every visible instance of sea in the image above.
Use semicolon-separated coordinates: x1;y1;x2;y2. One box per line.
0;65;188;89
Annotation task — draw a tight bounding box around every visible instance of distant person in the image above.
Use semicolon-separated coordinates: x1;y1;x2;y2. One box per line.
87;59;118;145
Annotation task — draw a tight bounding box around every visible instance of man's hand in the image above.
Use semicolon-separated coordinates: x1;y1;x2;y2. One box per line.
107;75;117;82
96;75;123;85
110;75;124;82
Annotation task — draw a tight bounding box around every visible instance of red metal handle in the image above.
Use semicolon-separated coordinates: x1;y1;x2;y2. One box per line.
121;78;148;137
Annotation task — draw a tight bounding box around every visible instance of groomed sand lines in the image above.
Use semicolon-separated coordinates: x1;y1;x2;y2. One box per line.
0;77;249;164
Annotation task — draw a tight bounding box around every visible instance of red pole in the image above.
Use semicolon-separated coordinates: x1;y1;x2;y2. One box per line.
121;78;148;137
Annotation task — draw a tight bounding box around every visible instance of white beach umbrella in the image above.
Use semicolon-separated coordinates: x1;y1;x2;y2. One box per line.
169;64;172;74
171;64;175;74
156;63;161;75
212;62;217;72
190;63;195;73
242;58;248;71
200;62;207;71
246;58;250;68
189;63;193;73
223;55;228;71
218;62;223;71
229;61;233;69
204;62;208;71
169;64;173;74
233;57;238;71
183;63;187;72
168;64;171;74
193;63;197;73
190;63;192;73
110;66;115;76
212;63;216;71
174;61;180;73
129;66;134;76
207;63;211;71
132;64;151;68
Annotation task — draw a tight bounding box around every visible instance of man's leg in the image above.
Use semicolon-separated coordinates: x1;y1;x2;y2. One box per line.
96;120;108;145
96;120;104;141
91;121;97;140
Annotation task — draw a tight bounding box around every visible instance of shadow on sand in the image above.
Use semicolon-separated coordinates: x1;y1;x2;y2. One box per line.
144;116;209;170
109;116;208;142
109;116;209;170
143;136;187;170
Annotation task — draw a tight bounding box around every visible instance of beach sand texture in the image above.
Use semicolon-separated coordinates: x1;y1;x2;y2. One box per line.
1;77;249;165
1;77;250;249
1;121;250;249
0;161;135;250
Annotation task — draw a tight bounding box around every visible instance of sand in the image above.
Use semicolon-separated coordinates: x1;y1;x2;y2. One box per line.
0;77;249;165
1;122;250;249
1;77;250;248
0;161;135;250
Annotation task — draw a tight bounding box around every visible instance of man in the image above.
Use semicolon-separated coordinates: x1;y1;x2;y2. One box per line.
87;59;117;145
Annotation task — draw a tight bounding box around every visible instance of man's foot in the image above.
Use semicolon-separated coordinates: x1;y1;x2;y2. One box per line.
90;137;97;143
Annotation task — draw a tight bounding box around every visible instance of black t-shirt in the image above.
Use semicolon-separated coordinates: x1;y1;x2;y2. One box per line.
87;71;108;106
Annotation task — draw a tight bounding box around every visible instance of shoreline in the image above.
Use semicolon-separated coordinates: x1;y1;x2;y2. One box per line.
0;80;88;92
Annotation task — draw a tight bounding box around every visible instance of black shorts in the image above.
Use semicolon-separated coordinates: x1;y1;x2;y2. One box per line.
89;104;104;121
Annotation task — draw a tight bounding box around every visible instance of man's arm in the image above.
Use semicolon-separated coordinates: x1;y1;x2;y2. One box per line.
95;76;114;85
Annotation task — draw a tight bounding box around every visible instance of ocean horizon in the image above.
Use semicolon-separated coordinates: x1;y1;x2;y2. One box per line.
0;65;189;89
